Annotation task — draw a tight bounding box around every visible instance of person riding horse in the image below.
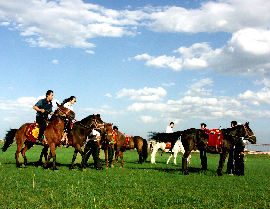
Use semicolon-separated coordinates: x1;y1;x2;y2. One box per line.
33;90;54;144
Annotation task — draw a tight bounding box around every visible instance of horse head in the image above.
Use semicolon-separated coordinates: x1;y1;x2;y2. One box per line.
55;102;75;120
243;122;256;144
103;123;114;142
92;114;105;132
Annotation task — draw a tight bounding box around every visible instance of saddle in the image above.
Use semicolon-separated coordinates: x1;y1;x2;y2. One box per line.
165;142;171;149
124;135;132;146
206;129;223;149
26;122;40;142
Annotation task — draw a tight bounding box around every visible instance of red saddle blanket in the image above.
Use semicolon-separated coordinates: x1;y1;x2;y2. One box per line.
206;129;223;148
26;123;40;142
165;142;171;149
124;135;132;146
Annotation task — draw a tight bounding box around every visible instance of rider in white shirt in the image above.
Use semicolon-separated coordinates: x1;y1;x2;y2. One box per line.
166;122;174;133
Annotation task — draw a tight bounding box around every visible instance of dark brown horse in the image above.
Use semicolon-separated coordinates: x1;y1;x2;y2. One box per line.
126;136;149;164
1;104;74;168
68;114;105;169
42;104;75;170
150;123;256;176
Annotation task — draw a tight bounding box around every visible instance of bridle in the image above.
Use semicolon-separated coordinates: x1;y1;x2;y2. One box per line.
243;124;255;139
55;107;75;120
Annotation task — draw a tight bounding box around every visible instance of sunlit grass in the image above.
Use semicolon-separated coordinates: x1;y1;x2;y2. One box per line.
0;143;269;208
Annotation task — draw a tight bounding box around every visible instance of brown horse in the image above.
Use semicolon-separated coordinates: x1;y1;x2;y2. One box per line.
99;123;115;168
104;125;127;168
68;114;105;169
42;104;75;170
1;103;74;168
126;136;149;164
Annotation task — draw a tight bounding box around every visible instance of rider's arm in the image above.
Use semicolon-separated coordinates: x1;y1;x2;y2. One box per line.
33;105;45;113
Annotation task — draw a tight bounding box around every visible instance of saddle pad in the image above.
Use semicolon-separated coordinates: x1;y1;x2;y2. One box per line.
26;123;40;142
165;142;171;149
124;135;132;146
206;129;223;148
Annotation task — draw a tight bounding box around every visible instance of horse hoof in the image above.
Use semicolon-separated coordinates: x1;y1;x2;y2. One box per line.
183;171;189;175
111;165;114;168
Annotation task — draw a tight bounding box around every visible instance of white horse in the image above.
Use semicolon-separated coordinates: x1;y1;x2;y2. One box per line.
148;140;191;165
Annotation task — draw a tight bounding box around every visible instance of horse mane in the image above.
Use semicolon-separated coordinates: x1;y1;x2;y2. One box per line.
79;115;95;125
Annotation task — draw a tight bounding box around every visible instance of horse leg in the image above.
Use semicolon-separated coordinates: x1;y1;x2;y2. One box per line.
151;146;158;164
182;150;191;175
38;146;48;165
104;148;108;168
21;146;29;166
167;154;172;164
43;151;52;169
119;151;124;168
70;150;78;169
15;145;23;168
174;152;178;165
217;150;229;176
111;150;120;168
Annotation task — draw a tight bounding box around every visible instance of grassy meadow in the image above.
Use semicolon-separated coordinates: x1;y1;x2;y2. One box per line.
0;143;269;208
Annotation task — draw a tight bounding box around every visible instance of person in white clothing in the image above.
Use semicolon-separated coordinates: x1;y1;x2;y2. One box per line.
166;122;174;133
61;96;76;146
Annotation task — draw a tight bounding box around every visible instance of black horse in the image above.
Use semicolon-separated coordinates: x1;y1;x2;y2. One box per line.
67;114;105;169
150;122;256;176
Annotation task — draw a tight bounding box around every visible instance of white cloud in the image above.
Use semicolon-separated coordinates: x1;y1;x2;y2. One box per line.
146;0;270;33
254;78;270;87
139;116;159;123
85;50;95;54
238;88;270;106
0;22;10;26
135;28;270;76
162;82;175;87
186;78;213;96
116;87;167;102
52;60;58;64
105;93;113;98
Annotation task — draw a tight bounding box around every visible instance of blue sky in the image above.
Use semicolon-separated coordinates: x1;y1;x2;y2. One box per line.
0;0;269;150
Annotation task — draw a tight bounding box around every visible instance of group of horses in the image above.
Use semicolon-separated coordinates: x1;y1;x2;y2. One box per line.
1;103;149;170
1;104;256;176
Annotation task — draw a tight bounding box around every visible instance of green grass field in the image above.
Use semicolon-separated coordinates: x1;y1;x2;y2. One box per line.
0;143;269;208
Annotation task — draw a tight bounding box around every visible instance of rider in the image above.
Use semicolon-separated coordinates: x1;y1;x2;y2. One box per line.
200;123;208;170
60;96;76;147
33;90;54;144
166;122;174;133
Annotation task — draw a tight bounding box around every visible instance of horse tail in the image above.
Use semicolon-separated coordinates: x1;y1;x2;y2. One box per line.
1;129;17;152
142;138;149;161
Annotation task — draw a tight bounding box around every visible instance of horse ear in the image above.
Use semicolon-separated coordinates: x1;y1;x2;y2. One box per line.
56;102;60;108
